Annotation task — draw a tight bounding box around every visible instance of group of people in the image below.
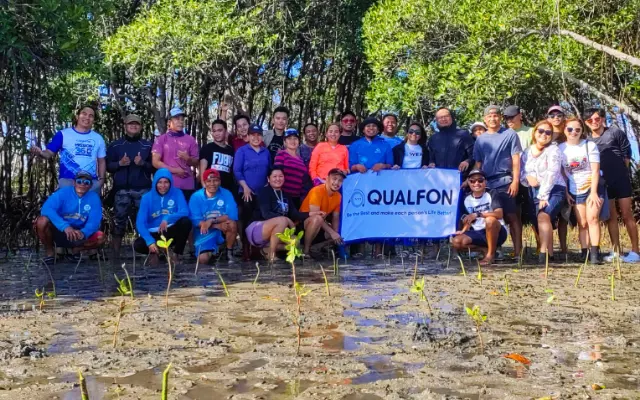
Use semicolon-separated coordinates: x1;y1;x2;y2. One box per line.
30;100;639;267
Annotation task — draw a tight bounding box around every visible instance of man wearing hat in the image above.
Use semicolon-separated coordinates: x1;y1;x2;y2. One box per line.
152;107;200;201
504;105;532;149
349;117;393;173
188;168;238;264
452;169;508;265
106;114;154;259
34;171;105;267
472;105;523;258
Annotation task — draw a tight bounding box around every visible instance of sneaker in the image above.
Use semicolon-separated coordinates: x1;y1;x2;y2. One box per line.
495;250;505;261
622;251;640;263
603;252;619;263
590;251;602;265
226;249;237;264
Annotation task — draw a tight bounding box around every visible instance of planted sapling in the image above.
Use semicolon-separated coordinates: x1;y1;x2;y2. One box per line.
410;276;432;313
503;274;510;296
78;369;89;400
476;260;482;285
574;249;589;288
465;305;487;352
112;271;133;348
608;274;615;301
456;255;467;276
213;266;230;297
156;235;174;309
253;262;260;289
162;363;172;400
545;288;556;304
319;265;330;297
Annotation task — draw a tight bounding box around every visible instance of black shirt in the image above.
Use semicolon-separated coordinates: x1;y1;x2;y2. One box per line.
254;186;309;221
589;125;631;181
268;134;284;160
199;142;235;191
338;134;359;146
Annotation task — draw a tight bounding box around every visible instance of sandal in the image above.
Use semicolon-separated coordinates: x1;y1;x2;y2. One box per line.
42;256;55;268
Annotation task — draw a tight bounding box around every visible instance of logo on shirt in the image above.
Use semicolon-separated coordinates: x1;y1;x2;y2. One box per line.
74;139;96;157
167;199;175;207
83;204;91;212
217;200;225;207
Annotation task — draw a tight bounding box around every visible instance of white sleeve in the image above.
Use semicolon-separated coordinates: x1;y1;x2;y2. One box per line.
97;136;107;158
587;141;600;163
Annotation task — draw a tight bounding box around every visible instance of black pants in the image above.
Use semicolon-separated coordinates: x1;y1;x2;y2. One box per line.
134;217;192;255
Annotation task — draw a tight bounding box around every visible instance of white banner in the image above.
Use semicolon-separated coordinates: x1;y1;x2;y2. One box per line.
340;169;461;242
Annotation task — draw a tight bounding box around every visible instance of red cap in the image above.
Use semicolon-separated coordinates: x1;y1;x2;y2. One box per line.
203;168;221;181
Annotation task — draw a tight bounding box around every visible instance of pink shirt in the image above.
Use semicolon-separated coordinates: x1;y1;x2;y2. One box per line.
152;132;199;190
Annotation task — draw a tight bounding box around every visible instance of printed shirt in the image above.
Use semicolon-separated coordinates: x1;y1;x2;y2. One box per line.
521;144;566;201
199;142;235;191
46;127;106;179
402;143;423;169
300;185;341;215
152;132;199;190
274;150;308;198
559;140;600;195
464;192;505;230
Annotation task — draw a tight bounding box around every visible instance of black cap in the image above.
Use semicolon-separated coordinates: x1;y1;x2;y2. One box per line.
75;171;93;180
467;169;485;178
359;117;383;133
328;168;347;179
503;105;521;118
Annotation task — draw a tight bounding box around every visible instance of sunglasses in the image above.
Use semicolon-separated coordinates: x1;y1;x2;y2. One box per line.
342;118;356;123
407;129;422;135
548;113;564;119
468;178;485;184
75;178;92;186
536;128;553;136
586;117;602;124
566;127;582;134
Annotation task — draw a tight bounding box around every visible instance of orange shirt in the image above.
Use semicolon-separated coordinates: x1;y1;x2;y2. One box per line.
300;185;342;214
309;142;349;180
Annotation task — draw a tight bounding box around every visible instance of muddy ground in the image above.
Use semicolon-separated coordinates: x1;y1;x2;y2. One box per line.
0;247;639;400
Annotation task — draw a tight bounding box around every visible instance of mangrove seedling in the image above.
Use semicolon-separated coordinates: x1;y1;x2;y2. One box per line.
545;289;556;304
544;251;549;280
162;363;172;400
575;249;590;288
156;235;174;309
213;265;230;297
410;276;432;313
476;260;482;285
503;274;510;296
319;264;331;297
253;262;260;289
465;304;487;352
608;274;615;301
411;257;418;285
331;249;338;276
116;264;134;299
112;272;134;348
446;244;451;269
456;255;467;277
78;369;89;400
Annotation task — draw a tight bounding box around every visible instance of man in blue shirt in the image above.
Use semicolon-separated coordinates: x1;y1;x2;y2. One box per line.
349;117;393;173
381;114;403;148
31;105;106;193
35;171;105;267
189;169;239;264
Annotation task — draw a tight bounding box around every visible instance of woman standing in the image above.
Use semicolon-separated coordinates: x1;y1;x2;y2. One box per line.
391;122;429;169
521;120;566;263
309;123;349;185
559;118;604;264
274;129;310;208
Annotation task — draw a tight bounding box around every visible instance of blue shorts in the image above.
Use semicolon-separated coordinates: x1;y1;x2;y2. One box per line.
531;185;565;228
569;185;605;205
490;185;517;215
465;226;508;248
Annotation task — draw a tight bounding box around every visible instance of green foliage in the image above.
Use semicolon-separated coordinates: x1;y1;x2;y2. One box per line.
114;273;132;298
276;228;304;264
465;305;487;325
410;276;427;301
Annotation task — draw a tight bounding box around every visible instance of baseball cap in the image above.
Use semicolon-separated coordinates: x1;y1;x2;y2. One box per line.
547;105;565;115
328;168;347;179
249;124;263;134
124;114;142;124
503;106;521;118
203;168;221;181
169;107;186;118
483;105;501;115
469;122;487;132
75;171;93;180
467;169;485;178
284;128;299;138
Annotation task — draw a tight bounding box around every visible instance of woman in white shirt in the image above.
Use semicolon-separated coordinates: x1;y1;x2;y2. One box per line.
521;120;566;263
559;118;604;264
391;123;429;169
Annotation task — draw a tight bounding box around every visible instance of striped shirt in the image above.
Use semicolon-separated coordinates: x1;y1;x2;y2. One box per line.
274;150;308;199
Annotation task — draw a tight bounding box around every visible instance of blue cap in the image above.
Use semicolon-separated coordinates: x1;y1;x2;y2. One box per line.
169;107;186;118
249;124;263;134
284;128;299;138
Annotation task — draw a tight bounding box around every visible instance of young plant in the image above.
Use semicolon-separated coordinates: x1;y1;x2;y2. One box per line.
213;266;230;297
112;271;133;348
465;305;487;352
156;235;174;309
544;251;549;280
78;369;89;400
574;249;589;288
476;260;482;285
446;244;451;269
545;288;556;304
162;363;172;400
411;257;418;285
253;262;260;289
456;255;467;276
410;276;432;313
319;265;331;297
608;274;615;301
503;274;510;296
331;249;338;276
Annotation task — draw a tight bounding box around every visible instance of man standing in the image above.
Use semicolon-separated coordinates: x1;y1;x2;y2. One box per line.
106;114;154;259
264;106;289;159
349;117;393;173
189;169;238;264
504;105;532;149
151;107;200;201
381;114;403;148
31;105;106;193
473;105;523;258
427;107;474;172
35;171;105;267
300;123;319;166
200;119;235;193
584;107;640;262
338;110;359;146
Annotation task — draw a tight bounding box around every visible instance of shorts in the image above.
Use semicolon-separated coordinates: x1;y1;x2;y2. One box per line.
490;184;517;215
531;185;565;228
181;189;195;202
58;178;101;194
570;185;605;205
246;221;268;248
465;226;508;248
605;175;632;200
52;226;103;248
193;229;224;255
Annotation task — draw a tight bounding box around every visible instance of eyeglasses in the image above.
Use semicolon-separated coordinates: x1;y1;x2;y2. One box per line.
341;118;356;123
566;127;582;134
407;129;421;135
586;117;602;124
548;113;564;119
536;128;553;136
468;178;485;184
75;178;92;186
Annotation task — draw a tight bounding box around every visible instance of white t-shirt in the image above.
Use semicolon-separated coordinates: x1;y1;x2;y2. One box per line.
559;140;600;195
402;143;423;169
464;191;505;231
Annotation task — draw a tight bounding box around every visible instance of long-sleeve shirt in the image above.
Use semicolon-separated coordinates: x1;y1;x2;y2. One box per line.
41;186;103;239
274;150;308;199
254;185;309;221
427;125;474;169
106;136;154;191
233;144;271;194
348;136;393;170
521;144;566;201
309;142;349;180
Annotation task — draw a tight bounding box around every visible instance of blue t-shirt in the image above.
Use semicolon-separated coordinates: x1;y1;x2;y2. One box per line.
349;136;393;170
381;134;403;148
47;127;107;179
472;128;522;189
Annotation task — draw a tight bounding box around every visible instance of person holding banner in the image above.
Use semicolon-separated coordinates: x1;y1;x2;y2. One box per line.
453;169;509;265
427;107;475;173
349;117;393;173
391;122;429;169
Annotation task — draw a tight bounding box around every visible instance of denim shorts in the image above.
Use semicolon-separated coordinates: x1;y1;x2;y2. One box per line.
532;185;565;220
465;226;508;248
